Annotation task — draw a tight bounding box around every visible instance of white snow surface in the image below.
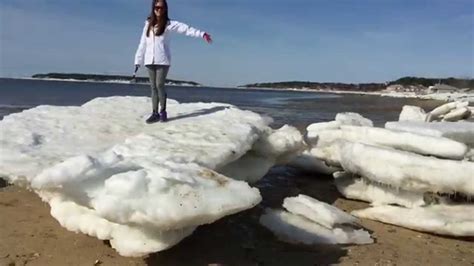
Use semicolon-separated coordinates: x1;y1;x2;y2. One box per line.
353;205;474;237
385;121;474;146
260;209;373;245
0;96;306;256
283;195;358;228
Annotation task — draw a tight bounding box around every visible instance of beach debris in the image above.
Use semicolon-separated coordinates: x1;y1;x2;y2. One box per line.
260;195;373;245
0;96;305;257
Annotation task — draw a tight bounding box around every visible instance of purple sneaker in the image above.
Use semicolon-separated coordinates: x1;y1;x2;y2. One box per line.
160;110;168;122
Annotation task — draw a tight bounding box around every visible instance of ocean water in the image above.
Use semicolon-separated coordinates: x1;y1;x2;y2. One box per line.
0;78;442;128
0;78;445;264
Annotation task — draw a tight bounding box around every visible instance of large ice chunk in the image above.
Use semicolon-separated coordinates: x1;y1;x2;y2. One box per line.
283;195;358;228
426;101;469;122
398;105;427;122
44;193;196;257
385;121;474;146
353;205;474;237
443;107;471;122
333;172;426;208
316;126;468;159
339;142;474;195
260;209;373;245
0;96;307;257
33;152;262;231
0;97;274;183
335;113;373;127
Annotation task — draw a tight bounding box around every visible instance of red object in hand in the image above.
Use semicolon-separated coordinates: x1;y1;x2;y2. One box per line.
203;33;213;44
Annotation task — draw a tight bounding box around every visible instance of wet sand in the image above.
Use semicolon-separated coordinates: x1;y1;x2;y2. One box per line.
1;168;473;266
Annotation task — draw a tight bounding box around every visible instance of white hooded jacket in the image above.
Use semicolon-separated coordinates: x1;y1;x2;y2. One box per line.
134;20;205;66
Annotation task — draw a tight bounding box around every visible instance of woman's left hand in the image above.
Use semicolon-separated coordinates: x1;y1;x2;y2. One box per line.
203;33;213;44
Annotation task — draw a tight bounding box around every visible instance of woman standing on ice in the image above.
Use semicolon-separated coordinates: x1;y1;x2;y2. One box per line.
134;0;212;123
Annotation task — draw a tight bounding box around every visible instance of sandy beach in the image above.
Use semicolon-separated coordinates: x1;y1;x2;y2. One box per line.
1;170;473;266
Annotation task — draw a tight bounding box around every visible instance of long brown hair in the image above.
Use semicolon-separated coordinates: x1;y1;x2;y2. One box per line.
147;0;169;37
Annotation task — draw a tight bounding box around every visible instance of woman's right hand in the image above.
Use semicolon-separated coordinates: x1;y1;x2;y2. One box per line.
203;33;213;44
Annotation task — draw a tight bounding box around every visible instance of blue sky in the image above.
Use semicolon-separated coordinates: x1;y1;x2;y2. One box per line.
1;0;473;86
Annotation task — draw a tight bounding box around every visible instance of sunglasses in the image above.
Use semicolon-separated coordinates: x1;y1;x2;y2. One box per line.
154;6;165;10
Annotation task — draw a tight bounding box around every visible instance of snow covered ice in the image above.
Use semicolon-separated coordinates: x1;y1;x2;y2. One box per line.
385;121;474;147
317;141;474;195
260;195;373;245
353;205;474;237
313;126;468;160
282;195;358;228
333;172;426;208
291;101;474;237
0;96;305;256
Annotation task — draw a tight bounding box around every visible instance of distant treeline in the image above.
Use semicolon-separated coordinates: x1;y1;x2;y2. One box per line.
241;81;384;92
32;73;201;86
388;77;474;88
242;77;474;91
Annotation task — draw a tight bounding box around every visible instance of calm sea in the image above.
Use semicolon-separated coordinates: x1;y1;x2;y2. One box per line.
0;78;442;128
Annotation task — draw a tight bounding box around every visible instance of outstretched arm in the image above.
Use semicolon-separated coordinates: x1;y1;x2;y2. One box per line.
168;20;212;43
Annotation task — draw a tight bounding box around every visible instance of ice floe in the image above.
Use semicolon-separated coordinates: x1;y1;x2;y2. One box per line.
353;205;474;237
291;100;474;237
386;121;474;147
260;195;373;245
0;96;305;256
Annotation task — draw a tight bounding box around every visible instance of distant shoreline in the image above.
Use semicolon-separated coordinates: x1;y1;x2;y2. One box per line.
12;77;202;87
3;77;473;102
243;86;473;102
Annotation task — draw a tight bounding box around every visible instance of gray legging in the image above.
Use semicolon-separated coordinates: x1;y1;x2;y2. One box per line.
146;65;170;112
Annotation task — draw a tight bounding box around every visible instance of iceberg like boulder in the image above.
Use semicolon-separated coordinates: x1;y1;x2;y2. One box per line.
283;195;358;228
44;193;196;257
398;105;427;122
0;96;305;256
260;195;373;245
339;142;474;195
335;112;373;127
306;113;373;143
333;172;426;208
260;209;373;245
315;141;474;195
33;152;262;231
353;205;474;237
315;126;468;159
385;121;474;146
442;107;471;122
426;101;469;122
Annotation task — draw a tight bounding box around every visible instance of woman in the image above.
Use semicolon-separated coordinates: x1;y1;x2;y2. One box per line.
134;0;212;123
